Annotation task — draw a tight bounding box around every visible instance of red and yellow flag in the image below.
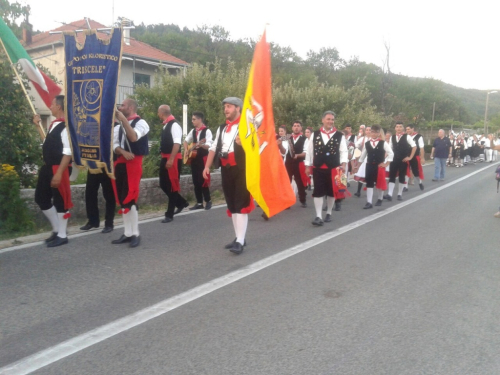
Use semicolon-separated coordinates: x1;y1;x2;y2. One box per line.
239;31;296;217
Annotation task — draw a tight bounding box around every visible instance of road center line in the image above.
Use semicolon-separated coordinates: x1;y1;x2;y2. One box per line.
0;164;491;375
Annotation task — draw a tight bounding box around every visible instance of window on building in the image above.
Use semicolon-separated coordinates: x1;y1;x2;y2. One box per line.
134;73;150;87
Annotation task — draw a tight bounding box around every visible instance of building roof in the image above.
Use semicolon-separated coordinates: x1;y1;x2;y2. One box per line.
25;18;189;67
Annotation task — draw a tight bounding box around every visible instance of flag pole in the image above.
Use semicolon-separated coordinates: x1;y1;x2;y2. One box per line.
0;36;46;138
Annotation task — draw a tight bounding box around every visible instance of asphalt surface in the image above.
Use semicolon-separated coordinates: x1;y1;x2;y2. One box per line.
1;162;500;375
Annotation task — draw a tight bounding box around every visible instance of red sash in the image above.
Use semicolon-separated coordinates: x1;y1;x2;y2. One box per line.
112;155;143;205
220;152;237;167
202;155;211;188
161;153;182;192
376;167;387;190
406;156;424;179
51;165;73;210
298;162;308;187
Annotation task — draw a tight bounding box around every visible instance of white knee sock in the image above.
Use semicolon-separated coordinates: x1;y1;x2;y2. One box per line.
419;178;423;183
366;188;373;204
326;196;335;215
388;182;395;196
57;212;68;238
314;197;323;218
377;189;384;200
234;213;248;245
123;209;132;237
405;176;409;184
231;215;237;238
130;205;139;236
398;183;404;196
43;206;58;232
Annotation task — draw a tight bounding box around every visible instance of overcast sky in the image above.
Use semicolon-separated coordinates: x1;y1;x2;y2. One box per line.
22;0;500;91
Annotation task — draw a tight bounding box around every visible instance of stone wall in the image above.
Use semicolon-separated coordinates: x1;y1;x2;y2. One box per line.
21;172;223;225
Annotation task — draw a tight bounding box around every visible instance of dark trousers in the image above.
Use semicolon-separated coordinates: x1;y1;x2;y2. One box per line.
389;160;407;184
85;169;115;227
35;165;65;212
159;158;187;218
408;157;421;178
365;163;378;188
286;160;306;204
191;157;211;203
221;164;250;213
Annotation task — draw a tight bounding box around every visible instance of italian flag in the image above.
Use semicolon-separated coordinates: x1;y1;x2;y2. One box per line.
0;18;61;107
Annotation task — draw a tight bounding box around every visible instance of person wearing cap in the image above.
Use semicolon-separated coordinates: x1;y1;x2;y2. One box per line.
158;104;189;223
304;110;348;226
203;97;253;255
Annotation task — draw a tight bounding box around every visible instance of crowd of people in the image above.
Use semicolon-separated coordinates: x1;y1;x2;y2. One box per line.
32;95;497;253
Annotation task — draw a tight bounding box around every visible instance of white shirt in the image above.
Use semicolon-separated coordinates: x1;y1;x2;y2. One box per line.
163;121;183;145
355;136;368;151
484;138;491;148
113;118;150;151
47;121;72;156
305;129;348;166
389;133;416;148
209;124;239;154
409;133;425;149
359;139;394;163
185;127;213;147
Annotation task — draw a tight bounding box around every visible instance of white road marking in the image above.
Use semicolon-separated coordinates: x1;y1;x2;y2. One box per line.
0;165;492;375
0;204;227;254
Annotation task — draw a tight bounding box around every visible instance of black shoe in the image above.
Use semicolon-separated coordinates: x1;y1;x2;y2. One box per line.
205;201;212;210
432;179;438;181
375;199;382;206
225;238;247;249
386;195;392;201
397;195;403;201
80;223;99;231
301;202;307;208
129;235;140;248
324;214;332;222
229;242;244;255
419;183;424;190
363;203;373;209
174;202;189;215
354;192;361;197
189;203;204;211
161;217;173;223
45;232;58;243
47;236;68;247
312;217;324;226
403;187;408;192
101;226;113;234
112;235;132;244
261;212;269;221
334;202;341;211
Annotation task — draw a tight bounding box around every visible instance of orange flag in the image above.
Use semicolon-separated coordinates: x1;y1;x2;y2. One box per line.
239;31;296;217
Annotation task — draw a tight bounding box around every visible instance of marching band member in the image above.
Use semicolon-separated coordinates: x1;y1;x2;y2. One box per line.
284;121;309;208
405;124;425;191
32;95;73;247
305;110;348;226
203;97;253;255
111;99;150;248
183;111;213;210
358;125;393;209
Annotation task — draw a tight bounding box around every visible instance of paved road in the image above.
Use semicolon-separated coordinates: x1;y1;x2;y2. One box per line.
1;162;499;375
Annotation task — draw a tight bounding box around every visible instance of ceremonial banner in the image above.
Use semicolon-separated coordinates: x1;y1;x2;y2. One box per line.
64;28;123;175
239;31;295;217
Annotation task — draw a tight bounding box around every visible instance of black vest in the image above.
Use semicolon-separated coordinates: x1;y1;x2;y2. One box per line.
413;133;422;156
120;117;149;156
43;122;66;166
285;135;306;164
348;134;356;143
160;119;177;154
312;130;343;168
216;124;245;169
192;128;209;158
391;134;412;161
365;140;386;164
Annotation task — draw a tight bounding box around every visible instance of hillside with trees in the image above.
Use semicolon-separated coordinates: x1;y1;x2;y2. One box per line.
132;22;500;133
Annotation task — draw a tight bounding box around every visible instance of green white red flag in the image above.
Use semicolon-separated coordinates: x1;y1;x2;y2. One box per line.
0;17;61;107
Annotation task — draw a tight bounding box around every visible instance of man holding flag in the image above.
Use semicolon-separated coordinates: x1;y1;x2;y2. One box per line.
203;97;252;255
